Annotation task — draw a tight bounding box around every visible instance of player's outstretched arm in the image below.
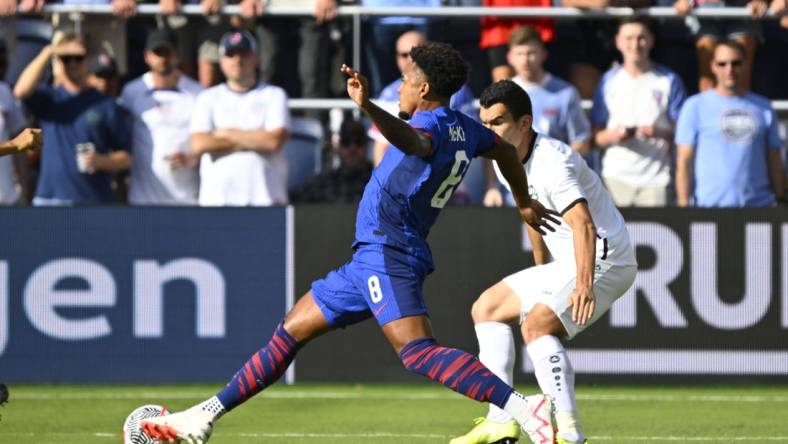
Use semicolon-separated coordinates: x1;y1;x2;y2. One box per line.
484;139;560;234
340;64;433;157
0;128;43;157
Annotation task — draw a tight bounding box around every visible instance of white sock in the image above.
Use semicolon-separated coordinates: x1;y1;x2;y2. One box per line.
475;322;515;423
526;335;584;443
196;396;226;421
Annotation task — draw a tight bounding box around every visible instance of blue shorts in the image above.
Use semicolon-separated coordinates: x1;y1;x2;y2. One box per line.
311;245;431;328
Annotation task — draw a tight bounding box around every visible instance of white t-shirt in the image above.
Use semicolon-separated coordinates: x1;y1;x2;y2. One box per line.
190;82;291;206
494;133;636;267
0;82;26;204
122;73;203;205
591;65;686;187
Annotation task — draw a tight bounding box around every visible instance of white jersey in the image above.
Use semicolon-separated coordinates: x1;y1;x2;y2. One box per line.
494;133;636;267
591;64;686;187
190;82;291;206
122;73;203;205
0;82;25;204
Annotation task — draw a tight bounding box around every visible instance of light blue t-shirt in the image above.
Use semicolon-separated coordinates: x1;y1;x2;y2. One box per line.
675;90;783;207
513;74;591;145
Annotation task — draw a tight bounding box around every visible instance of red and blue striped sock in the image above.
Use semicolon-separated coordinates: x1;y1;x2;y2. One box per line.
216;322;301;411
399;336;514;408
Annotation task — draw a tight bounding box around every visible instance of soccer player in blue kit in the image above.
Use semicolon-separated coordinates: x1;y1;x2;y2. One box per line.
141;42;560;444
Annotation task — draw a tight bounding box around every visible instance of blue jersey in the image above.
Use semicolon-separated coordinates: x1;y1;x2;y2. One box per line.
353;107;498;268
675;90;783;207
24;86;130;203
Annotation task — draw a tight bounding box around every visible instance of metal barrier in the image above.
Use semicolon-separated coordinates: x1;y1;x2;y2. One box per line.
16;4;788;112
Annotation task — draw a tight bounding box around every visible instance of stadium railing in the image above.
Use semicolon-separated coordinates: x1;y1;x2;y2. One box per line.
17;4;788;113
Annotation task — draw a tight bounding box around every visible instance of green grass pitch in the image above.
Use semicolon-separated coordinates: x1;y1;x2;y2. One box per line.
2;384;788;443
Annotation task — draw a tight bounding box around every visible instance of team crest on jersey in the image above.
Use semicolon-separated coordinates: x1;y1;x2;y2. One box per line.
720;108;756;143
448;125;465;142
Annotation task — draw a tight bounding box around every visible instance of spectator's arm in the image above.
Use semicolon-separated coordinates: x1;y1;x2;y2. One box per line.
159;0;181;15
19;0;45;13
746;0;769;18
770;0;787;14
675;143;694;207
314;0;337;23
767;148;785;202
673;0;693;15
593;125;631;148
0;0;16;16
191;132;237;156
561;0;610;7
14;45;53;99
213;127;289;153
87;150;132;173
111;0;137;17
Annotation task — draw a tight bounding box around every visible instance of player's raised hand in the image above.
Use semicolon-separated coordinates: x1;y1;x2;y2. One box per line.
12;128;43;153
340;64;370;108
519;199;561;235
569;286;596;326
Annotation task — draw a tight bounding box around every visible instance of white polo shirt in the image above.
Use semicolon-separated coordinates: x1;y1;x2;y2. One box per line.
190;82;291;206
494;133;636;267
0;82;26;204
591;64;686;187
122;73;204;205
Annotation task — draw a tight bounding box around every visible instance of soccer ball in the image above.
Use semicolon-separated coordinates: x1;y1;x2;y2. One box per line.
122;404;170;444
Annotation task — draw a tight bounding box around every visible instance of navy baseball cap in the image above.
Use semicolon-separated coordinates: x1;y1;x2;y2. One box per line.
145;28;178;52
89;52;118;77
219;30;257;56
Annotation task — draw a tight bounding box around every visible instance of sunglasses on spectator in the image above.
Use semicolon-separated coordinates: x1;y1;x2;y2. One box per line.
397;52;411;59
715;59;743;67
58;55;86;64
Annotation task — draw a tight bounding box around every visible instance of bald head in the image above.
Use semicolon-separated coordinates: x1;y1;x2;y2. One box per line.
395;31;427;74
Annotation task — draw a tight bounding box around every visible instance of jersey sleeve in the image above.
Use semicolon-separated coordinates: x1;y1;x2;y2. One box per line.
667;73;687;123
471;121;499;158
409;110;442;150
264;87;291;131
107;102;132;153
765;105;783;151
547;152;587;215
22;87;54;119
674;96;698;146
589;82;609;127
189;90;215;133
565;87;592;143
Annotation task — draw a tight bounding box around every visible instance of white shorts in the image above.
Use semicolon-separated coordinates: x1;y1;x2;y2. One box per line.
503;260;636;340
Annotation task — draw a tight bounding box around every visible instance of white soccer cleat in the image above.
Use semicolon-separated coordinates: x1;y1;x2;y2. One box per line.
514;394;555;444
140;405;215;444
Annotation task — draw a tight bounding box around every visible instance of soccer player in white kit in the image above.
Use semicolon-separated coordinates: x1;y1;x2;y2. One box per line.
452;80;637;444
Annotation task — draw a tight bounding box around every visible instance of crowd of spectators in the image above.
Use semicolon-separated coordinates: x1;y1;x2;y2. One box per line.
0;0;785;208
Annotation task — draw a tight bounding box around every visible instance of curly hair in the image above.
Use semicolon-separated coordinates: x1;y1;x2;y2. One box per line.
410;41;469;99
479;80;533;120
